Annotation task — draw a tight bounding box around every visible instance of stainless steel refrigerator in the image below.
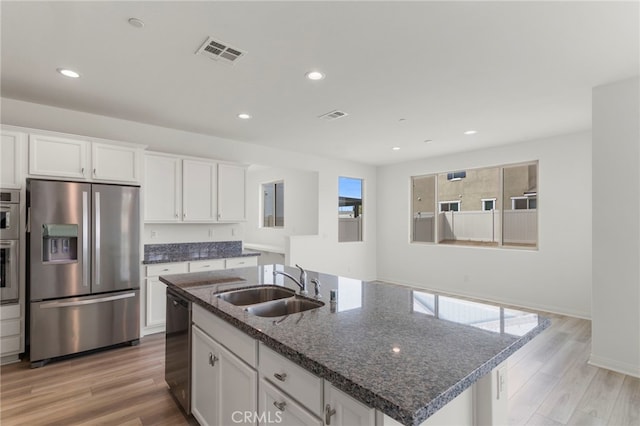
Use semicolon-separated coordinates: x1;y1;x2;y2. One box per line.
27;179;140;367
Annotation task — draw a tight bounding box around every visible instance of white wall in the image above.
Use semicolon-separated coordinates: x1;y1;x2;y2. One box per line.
591;76;640;378
376;131;592;318
244;164;319;251
2;97;378;280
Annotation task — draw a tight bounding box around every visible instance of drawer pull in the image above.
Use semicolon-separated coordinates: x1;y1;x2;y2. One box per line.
273;401;286;411
325;404;337;425
274;372;287;382
208;352;218;367
163;268;169;272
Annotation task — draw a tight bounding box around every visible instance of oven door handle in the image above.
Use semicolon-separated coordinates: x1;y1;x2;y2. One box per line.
39;292;136;309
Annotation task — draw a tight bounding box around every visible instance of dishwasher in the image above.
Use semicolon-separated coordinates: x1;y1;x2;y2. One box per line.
165;289;191;415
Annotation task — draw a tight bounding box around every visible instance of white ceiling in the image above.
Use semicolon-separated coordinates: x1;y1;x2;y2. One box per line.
1;1;638;165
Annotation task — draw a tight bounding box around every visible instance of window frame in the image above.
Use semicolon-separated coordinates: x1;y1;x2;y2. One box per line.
261;180;284;228
410;160;538;250
438;200;461;212
481;198;497;211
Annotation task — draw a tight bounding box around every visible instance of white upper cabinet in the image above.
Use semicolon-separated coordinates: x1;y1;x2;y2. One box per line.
91;142;141;183
29;134;89;179
183;159;217;222
28;133;142;183
144;153;182;222
218;163;247;222
143;152;246;223
1;130;25;188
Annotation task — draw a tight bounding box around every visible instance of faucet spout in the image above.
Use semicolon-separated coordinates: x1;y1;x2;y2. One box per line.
273;266;308;295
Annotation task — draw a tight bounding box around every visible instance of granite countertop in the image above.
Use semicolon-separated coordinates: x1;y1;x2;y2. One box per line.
160;265;550;426
142;241;260;264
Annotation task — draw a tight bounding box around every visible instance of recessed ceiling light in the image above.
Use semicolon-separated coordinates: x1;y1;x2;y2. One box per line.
57;68;80;78
128;18;145;28
237;113;251;120
464;130;477;135
392;147;401;151
305;71;325;81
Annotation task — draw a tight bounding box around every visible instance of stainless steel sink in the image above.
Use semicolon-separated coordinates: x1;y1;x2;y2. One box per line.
216;286;295;306
245;297;324;317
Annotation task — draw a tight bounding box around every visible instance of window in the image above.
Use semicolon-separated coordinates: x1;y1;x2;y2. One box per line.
439;201;461;212
447;171;466;181
482;198;496;211
262;181;284;227
511;196;536;210
338;177;363;242
411;161;538;249
412;175;436;243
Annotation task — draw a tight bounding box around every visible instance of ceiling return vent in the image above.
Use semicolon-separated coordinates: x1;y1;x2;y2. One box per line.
196;36;245;64
318;110;349;121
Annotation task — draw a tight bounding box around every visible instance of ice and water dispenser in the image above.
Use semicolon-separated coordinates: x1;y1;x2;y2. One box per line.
42;224;78;262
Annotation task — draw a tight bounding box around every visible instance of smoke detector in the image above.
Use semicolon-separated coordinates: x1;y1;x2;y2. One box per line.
196;36;245;65
318;110;349;121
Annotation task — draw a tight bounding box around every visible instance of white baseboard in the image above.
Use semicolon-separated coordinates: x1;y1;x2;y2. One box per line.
142;325;165;337
588;354;640;378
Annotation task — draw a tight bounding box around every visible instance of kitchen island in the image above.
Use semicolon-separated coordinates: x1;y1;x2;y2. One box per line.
160;265;549;426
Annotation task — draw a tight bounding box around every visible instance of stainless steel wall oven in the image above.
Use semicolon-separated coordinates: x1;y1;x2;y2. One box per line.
0;189;20;304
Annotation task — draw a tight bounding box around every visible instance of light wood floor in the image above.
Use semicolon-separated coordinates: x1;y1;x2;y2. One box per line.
1;314;638;426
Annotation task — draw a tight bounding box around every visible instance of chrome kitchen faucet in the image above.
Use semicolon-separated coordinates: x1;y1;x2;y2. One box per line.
273;264;308;295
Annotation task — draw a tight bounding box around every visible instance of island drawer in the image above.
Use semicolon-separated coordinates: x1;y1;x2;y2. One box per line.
188;259;225;272
225;257;258;269
146;263;188;277
192;304;257;368
259;342;323;417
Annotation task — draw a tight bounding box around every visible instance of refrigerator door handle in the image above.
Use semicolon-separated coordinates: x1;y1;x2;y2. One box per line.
82;191;89;288
39;292;136;309
94;191;101;286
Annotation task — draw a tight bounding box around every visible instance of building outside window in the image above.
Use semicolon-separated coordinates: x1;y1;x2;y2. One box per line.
262;181;284;227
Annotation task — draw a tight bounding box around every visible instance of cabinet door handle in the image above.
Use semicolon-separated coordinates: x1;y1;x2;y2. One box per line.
274;372;287;382
325;404;336;425
93;168;96;176
273;401;286;411
208;352;218;367
81;167;85;175
175;213;179;219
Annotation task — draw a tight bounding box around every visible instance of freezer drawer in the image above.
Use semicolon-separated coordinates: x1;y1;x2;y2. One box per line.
30;290;140;365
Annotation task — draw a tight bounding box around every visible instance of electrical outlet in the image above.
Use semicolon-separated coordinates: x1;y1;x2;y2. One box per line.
208;228;214;238
151;231;158;238
231;227;236;236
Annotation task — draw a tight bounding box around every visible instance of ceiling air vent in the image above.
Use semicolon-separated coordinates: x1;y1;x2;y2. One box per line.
318;110;349;121
196;36;245;65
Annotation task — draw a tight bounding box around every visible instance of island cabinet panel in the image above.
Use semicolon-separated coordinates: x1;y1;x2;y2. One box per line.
258;377;322;426
259;342;323;417
192;320;257;426
324;383;375;426
144;153;182;221
182;159;217;222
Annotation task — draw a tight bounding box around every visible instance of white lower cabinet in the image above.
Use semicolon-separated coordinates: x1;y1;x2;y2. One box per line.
192;306;257;426
324;382;375;426
259;378;322;426
144;262;188;334
0;304;22;363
